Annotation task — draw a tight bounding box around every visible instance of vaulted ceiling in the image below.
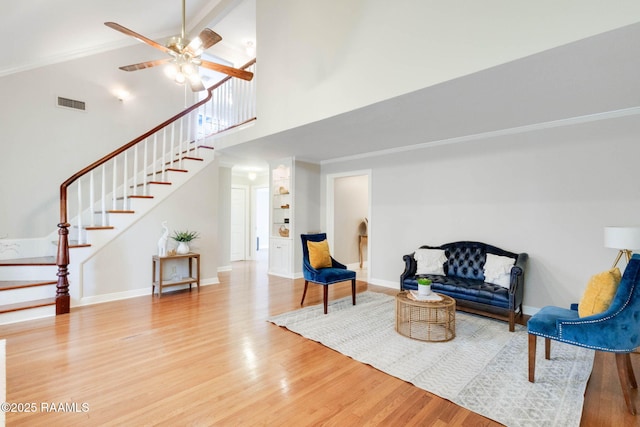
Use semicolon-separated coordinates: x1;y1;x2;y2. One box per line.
0;0;255;77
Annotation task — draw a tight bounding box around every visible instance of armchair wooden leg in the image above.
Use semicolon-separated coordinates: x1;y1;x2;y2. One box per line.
509;311;515;332
528;333;536;382
625;352;638;389
301;280;309;306
615;353;638;415
545;338;551;360
351;279;356;306
323;286;328;314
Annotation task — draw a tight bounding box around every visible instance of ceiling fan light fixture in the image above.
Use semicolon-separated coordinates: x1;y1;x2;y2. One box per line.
182;62;197;76
164;62;179;79
187;37;204;56
174;72;186;85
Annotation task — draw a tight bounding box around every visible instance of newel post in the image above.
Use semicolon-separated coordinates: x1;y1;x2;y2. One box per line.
56;222;71;314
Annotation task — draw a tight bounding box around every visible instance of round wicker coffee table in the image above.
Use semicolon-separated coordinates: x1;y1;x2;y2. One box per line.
395;291;456;342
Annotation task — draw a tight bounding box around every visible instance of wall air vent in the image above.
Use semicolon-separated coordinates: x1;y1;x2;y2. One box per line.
57;96;86;111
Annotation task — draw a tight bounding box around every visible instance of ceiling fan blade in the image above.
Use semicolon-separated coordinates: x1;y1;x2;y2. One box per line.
198;28;222;50
200;60;254;81
118;58;171;72
189;76;206;92
185;28;222;56
105;22;173;54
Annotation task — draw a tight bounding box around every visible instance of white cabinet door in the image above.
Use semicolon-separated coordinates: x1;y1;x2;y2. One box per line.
269;238;291;276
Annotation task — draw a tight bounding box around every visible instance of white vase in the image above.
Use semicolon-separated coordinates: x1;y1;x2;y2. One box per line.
176;241;190;254
418;284;432;296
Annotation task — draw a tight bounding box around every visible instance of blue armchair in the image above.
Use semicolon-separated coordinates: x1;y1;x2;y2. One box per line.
301;233;356;314
528;254;640;415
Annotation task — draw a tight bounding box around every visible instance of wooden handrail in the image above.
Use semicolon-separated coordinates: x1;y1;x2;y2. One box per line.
55;59;256;314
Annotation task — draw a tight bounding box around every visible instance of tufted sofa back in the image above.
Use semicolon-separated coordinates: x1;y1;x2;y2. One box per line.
419;241;519;281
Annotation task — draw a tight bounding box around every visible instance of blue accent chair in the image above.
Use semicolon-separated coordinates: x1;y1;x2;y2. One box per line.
528;254;640;415
301;233;356;314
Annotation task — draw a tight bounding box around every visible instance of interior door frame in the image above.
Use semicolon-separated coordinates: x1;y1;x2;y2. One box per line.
230;184;250;261
325;169;372;280
250;184;269;260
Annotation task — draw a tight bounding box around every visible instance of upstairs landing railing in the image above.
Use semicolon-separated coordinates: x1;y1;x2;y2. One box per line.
55;60;256;314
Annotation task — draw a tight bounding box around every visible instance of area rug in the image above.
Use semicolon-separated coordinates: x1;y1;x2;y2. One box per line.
268;292;594;427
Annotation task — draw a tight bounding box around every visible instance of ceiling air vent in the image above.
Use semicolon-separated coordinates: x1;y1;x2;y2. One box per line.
57;96;86;111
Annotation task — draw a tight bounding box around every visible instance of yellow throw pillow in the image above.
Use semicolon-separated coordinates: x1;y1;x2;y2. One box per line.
578;268;622;317
307;240;332;269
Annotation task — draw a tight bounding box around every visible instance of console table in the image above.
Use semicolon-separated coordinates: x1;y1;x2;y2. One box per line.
152;252;200;297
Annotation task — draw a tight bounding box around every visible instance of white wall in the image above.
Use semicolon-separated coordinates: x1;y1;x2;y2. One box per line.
218;166;232;270
215;0;640;150
321;113;640;312
0;44;196;238
81;161;220;301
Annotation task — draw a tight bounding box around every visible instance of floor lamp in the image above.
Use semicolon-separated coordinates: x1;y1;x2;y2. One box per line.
604;226;640;268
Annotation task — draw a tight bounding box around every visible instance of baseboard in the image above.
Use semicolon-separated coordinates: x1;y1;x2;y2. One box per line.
346;262;367;271
218;265;232;272
367;278;398;289
78;277;219;306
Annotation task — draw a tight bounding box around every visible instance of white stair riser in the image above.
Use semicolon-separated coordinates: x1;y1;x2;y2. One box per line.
0;238;55;260
0;305;55;325
2;284;57;304
0;265;58;281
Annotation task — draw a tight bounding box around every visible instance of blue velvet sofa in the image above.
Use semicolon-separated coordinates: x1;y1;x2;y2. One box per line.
401;241;528;331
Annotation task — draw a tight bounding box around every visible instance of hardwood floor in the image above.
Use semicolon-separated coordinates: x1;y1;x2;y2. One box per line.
1;256;639;426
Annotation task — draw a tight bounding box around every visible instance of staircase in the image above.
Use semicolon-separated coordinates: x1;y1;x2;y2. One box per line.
0;60;256;325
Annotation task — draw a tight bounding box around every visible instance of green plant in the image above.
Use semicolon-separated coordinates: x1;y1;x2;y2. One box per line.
417;278;432;286
171;230;200;242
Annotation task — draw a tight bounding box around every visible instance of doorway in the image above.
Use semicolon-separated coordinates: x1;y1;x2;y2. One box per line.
326;170;371;281
252;186;269;262
230;186;248;261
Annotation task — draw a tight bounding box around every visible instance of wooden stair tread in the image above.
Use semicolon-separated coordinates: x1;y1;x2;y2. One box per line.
85;226;115;230
0;256;56;266
183;156;203;161
148;181;172;185
0;280;56;291
70;243;91;248
108;210;135;214
0;297;56;314
129;195;154;199
166;168;188;173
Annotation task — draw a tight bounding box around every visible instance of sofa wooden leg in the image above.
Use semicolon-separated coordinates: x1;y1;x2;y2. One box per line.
300;280;309;306
509;311;515;332
351;279;356;306
528;333;536;382
616;352;637;415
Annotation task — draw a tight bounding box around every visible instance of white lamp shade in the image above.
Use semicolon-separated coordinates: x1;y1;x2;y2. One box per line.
604;226;640;250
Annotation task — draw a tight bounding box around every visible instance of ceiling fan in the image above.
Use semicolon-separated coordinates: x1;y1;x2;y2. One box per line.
105;0;254;92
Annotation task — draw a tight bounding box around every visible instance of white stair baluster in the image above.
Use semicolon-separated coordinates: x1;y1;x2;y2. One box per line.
179;118;184;169
112;157;118;210
133;145;138;197
89;171;95;227
101;164;106;226
123;151;128;210
77;179;83;244
170;123;175;171
143;138;149;196
162;128;167;182
152;133;158;185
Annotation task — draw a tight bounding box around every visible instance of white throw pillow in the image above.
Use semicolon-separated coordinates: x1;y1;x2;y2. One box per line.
484;253;515;288
414;249;447;275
